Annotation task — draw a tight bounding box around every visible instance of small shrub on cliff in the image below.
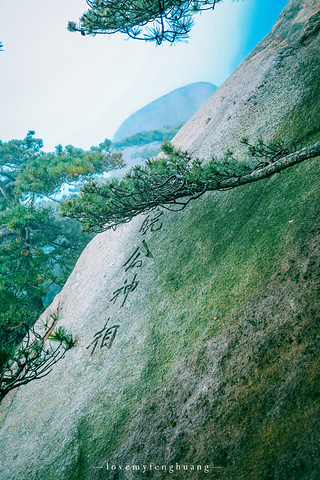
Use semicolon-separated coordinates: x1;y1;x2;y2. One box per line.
0;307;75;402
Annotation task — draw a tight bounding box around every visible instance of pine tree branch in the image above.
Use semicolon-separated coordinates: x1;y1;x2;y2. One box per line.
209;141;320;190
62;140;320;232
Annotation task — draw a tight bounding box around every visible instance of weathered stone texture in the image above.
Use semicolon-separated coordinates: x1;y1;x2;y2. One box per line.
0;1;319;479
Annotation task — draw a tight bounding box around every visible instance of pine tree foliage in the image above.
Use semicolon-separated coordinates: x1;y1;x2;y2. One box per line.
61;139;320;233
0;131;123;372
68;0;223;44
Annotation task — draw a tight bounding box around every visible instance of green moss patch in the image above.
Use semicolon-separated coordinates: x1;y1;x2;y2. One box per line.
72;156;320;479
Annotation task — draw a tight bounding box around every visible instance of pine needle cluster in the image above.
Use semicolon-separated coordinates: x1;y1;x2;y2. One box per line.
68;0;223;44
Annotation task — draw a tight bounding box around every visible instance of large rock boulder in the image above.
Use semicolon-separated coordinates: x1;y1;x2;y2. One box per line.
1;1;319;479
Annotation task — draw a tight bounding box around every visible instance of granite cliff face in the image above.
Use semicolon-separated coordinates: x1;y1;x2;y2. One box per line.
173;0;320;159
1;1;320;479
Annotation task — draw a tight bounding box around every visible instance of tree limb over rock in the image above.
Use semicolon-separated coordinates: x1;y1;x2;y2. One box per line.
61;140;320;232
210;141;320;189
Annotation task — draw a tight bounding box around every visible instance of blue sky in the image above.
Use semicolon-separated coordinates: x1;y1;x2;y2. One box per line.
0;0;289;151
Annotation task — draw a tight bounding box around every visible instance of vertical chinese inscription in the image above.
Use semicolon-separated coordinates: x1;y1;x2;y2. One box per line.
86;210;165;356
86;318;120;355
109;274;139;307
139;210;164;235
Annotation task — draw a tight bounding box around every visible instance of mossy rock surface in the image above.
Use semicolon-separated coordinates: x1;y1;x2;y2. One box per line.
0;1;320;479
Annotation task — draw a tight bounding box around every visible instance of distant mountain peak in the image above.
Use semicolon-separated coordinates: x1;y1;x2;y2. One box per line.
113;82;217;142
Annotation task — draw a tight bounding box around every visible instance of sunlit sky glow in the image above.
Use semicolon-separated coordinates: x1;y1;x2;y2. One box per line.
0;0;288;151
